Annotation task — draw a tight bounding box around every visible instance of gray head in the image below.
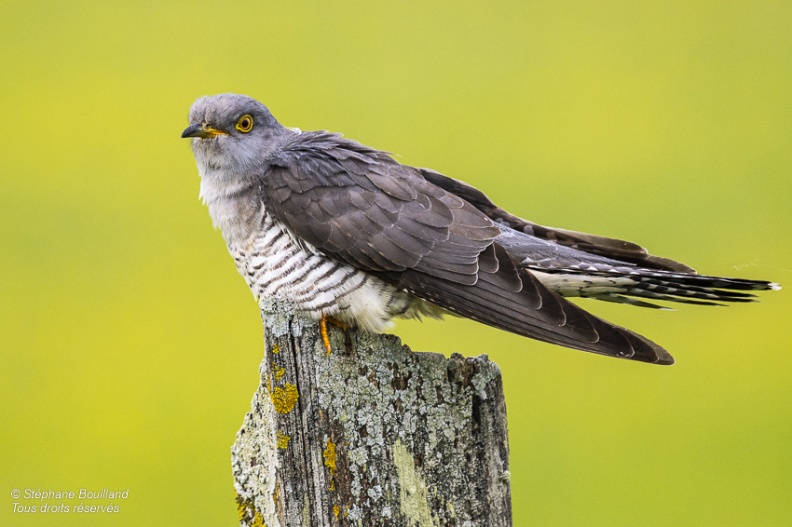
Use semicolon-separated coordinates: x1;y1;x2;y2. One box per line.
181;93;289;172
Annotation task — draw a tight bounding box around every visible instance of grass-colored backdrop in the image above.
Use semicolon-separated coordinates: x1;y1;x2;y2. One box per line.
2;1;790;525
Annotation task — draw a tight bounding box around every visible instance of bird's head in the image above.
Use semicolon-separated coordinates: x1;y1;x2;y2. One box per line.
181;93;287;171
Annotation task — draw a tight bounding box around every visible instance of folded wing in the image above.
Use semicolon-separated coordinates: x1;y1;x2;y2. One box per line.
263;132;675;364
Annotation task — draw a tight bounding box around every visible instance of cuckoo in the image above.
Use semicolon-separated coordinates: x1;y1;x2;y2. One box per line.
182;93;779;365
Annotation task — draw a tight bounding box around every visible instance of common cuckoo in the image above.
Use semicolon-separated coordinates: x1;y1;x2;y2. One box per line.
182;93;779;365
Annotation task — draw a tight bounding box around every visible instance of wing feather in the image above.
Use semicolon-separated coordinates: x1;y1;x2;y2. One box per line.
263;132;674;364
265;132;498;280
418;168;696;273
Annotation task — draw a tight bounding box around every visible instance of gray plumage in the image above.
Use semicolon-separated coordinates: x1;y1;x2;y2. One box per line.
182;93;780;365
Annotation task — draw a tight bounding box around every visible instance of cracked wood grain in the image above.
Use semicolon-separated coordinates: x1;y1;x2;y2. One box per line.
232;298;511;526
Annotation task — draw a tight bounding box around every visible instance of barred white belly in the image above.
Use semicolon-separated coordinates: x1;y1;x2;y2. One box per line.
232;212;441;332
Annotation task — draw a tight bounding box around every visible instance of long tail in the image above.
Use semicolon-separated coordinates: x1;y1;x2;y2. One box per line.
533;269;781;309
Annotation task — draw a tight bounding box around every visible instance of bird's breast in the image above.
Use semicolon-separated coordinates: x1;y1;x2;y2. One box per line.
233;211;413;332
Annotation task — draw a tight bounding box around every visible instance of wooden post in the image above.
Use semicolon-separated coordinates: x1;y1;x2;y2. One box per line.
232;298;512;526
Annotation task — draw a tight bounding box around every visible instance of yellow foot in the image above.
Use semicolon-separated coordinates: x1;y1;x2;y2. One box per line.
320;314;332;356
319;315;348;357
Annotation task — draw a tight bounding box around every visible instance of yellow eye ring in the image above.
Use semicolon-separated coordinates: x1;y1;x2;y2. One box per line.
235;114;254;133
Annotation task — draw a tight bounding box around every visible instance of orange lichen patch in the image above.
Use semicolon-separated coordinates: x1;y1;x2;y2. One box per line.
235;493;248;523
333;504;340;518
236;492;267;527
276;431;291;449
270;383;299;414
271;343;280;355
251;510;266;527
323;439;338;490
323;440;337;475
272;363;286;382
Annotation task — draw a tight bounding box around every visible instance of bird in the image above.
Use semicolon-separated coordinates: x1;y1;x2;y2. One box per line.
182;93;779;365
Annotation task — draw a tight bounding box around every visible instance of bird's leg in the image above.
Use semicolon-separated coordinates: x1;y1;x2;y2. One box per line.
319;314;332;356
319;314;348;356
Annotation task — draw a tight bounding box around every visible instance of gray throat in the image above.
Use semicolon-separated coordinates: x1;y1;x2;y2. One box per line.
198;165;263;248
193;130;294;246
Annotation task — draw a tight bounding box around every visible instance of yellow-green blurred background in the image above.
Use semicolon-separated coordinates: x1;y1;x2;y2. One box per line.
2;1;790;525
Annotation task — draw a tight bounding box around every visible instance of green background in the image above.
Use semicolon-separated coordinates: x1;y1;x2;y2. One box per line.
2;1;790;525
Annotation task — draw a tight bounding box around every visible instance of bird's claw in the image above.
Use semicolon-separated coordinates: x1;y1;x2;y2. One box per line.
320;314;348;356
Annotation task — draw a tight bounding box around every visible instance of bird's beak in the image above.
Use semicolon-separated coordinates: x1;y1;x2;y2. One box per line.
181;122;229;139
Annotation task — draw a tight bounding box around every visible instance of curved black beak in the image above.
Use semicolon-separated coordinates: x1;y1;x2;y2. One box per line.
181;122;205;138
181;122;229;139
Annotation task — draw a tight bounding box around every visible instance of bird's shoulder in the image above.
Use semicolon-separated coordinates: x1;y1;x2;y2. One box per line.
264;130;474;211
259;131;501;277
265;130;432;199
271;131;395;169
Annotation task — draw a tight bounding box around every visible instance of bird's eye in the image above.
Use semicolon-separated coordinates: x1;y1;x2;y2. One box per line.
235;114;254;133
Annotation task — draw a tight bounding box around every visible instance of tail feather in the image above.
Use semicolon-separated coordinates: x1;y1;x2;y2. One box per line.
626;271;779;292
533;268;780;308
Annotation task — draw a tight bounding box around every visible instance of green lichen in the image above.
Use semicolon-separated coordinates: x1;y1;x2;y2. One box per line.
393;439;437;527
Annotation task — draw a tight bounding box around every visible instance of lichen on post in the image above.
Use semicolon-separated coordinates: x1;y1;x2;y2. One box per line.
232;298;512;526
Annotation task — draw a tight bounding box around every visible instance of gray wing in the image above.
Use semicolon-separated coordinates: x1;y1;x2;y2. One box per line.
263;132;674;364
418;168;696;273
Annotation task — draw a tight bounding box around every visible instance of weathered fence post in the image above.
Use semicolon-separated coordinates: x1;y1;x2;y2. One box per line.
232;298;512;526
